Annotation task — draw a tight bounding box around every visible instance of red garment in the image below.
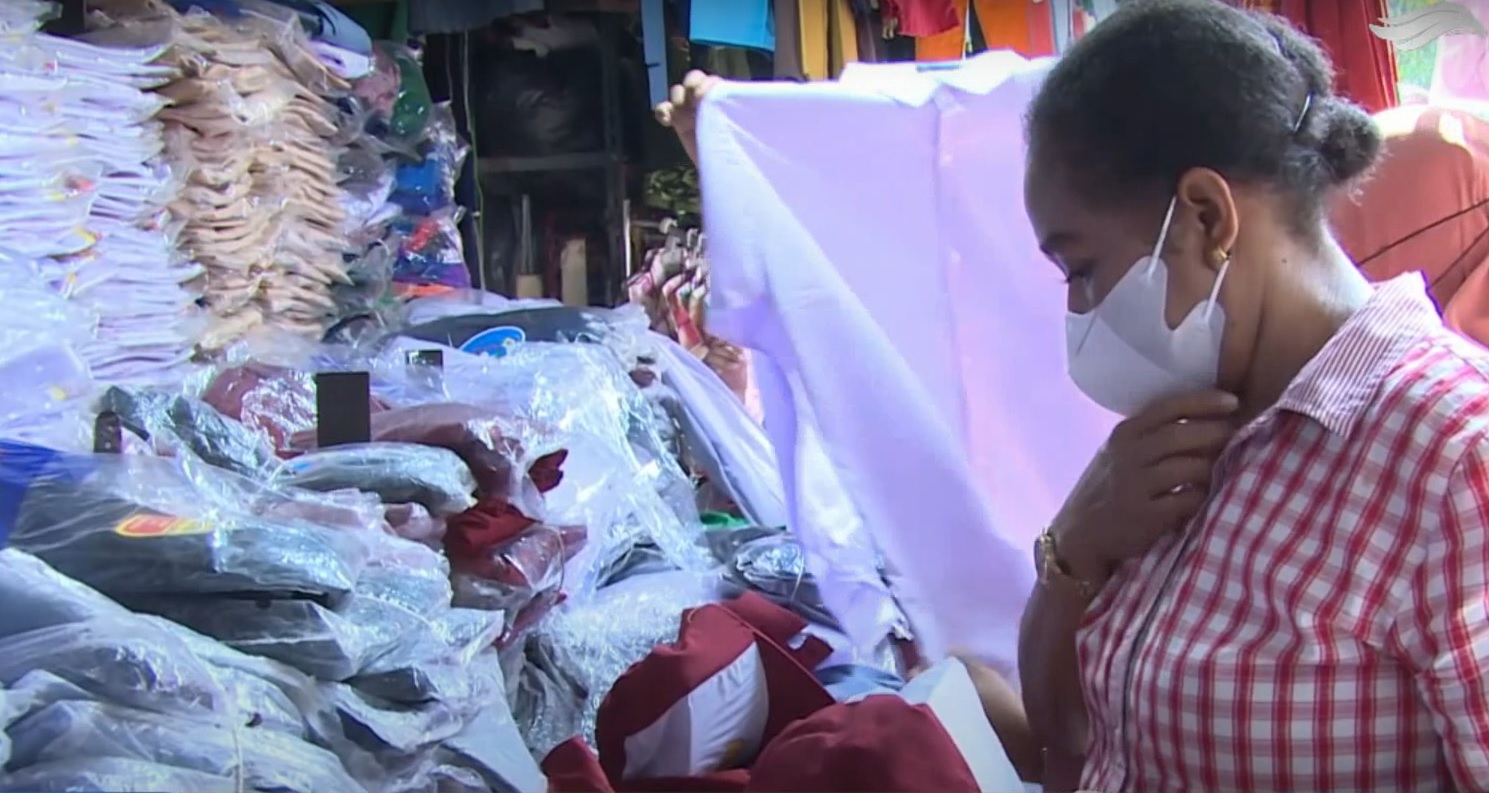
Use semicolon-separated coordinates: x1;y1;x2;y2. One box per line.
445;498;586;646
1076;277;1489;791
1272;0;1398;112
542;593;981;793
444;498;535;559
883;0;958;37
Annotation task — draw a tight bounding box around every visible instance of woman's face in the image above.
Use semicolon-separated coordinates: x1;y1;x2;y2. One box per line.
1023;149;1267;396
1024;155;1230;327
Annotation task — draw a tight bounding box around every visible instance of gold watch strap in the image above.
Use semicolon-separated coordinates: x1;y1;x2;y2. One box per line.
1037;530;1097;600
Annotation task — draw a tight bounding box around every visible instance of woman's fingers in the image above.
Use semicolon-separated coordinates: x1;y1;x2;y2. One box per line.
1143;454;1216;498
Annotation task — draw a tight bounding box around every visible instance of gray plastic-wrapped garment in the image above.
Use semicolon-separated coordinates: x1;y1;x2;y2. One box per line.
6;453;369;601
272;442;478;517
135;559;456;682
331;646;545;793
0;619;232;718
6;700;365;793
0;758;239;793
0;548;129;641
99;386;278;477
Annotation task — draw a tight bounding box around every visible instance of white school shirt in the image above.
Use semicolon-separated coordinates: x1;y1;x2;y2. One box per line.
696;52;1118;671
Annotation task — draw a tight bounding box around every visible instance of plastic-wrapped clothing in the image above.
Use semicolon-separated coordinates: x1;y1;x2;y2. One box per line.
99;387;278;477
706;526;841;629
0;548;129;641
351;607;505;704
289;403;568;499
332;647;506;760
201;363;390;457
698;55;1114;670
541;594;1010;793
273;442;478;517
0;552;433;793
2;448;367;601
437;706;548;793
6;699;366;793
442;496;586;644
0;757;239;793
516;571;725;755
0;617;235;722
384;502;446;547
134;556;456;682
0;552;321;742
649;332;785;527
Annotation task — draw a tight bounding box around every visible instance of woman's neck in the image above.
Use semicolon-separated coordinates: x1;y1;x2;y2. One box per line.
1237;242;1374;421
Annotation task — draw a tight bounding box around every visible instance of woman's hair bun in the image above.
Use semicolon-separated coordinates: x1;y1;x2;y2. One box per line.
1313;97;1382;186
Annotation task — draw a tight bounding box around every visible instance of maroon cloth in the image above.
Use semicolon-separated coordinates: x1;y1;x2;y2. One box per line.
445;498;586;647
444;498;535;559
542;594;980;793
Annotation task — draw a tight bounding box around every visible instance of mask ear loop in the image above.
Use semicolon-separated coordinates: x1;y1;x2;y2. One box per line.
1148;196;1179;275
1073;278;1098;355
1200;251;1231;322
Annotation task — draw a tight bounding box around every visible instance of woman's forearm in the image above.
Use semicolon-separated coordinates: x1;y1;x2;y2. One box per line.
1019;582;1094;790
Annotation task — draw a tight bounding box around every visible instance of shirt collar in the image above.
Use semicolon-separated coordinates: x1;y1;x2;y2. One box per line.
837;51;1053;106
1272;273;1444;435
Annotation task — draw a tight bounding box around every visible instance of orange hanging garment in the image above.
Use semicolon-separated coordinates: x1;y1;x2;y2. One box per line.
798;0;860;80
915;0;1053;62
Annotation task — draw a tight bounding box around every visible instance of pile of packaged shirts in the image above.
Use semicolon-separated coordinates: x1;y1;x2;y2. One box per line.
0;2;201;387
85;0;353;349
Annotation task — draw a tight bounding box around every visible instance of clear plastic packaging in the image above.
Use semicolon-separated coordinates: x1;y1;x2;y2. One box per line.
97;386;279;477
0;441;373;601
7;699;365;792
389;208;471;291
515;570;724;755
368;339;715;601
272;442;478;517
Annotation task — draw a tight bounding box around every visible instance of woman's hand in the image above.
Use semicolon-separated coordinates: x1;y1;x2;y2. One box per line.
1053;389;1240;581
653;70;721;164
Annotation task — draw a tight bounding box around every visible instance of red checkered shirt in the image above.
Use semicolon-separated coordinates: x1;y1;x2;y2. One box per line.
1077;275;1489;793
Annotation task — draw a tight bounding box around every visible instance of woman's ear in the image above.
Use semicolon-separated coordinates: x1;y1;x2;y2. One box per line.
1176;167;1240;272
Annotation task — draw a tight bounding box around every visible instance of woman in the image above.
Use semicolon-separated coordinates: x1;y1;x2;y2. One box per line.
658;1;1489;788
1020;1;1489;791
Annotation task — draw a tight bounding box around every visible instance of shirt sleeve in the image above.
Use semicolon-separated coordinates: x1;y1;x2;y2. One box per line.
1399;441;1489;792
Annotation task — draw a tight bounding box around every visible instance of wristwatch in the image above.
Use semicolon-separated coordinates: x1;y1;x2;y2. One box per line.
1034;529;1097;600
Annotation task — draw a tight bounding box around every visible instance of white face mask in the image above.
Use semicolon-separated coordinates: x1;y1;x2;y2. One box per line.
1065;196;1230;417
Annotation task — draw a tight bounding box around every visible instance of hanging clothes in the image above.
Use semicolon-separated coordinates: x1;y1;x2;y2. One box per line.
799;0;861;80
694;53;1112;672
1332;105;1489;349
773;0;806;79
883;0;960;37
915;0;1054;62
691;0;777;52
1244;0;1398;113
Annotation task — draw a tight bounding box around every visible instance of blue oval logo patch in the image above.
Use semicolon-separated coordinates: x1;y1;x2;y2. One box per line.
460;326;526;358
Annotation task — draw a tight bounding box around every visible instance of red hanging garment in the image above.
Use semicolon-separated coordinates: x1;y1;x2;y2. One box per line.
1273;0;1399;113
